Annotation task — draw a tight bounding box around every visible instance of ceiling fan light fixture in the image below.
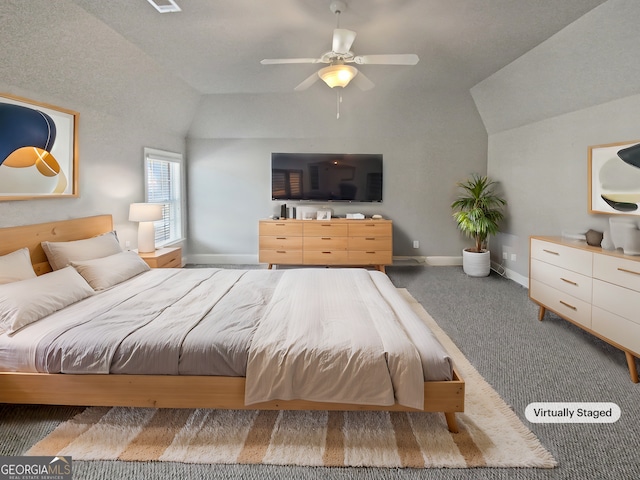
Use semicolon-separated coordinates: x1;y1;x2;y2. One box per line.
318;64;358;88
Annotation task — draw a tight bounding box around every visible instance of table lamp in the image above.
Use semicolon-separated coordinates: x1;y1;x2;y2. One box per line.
129;203;163;253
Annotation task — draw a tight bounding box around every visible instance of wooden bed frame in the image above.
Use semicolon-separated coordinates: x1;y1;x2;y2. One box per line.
0;215;464;432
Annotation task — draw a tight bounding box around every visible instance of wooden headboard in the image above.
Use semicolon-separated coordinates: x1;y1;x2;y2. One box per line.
0;215;113;275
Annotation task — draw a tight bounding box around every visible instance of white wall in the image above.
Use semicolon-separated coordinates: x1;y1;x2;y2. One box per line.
186;86;488;263
0;1;200;247
471;0;640;283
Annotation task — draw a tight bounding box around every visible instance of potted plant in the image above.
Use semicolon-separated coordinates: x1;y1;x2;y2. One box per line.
451;174;507;277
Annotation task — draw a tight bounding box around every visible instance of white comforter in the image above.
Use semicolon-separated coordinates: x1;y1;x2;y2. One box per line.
0;268;452;410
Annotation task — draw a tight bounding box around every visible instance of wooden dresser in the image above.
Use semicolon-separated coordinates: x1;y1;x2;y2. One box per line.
529;236;640;382
259;218;392;272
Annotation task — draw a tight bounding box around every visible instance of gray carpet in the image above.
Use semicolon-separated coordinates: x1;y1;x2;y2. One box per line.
1;265;638;479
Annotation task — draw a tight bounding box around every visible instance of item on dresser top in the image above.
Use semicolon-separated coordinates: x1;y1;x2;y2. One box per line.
609;217;637;249
623;227;640;255
346;213;365;219
601;230;615;250
585;229;603;246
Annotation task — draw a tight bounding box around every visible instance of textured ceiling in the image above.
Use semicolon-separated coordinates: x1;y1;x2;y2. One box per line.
69;0;608;95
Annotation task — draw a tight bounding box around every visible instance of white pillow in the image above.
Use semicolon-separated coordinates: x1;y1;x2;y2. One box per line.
71;250;150;291
42;231;122;270
0;248;37;285
0;267;94;335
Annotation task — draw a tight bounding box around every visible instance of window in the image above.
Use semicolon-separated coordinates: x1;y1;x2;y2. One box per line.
144;148;184;246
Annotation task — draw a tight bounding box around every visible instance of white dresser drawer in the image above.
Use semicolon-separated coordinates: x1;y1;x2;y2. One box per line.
530;279;591;329
530;239;592;276
530;258;592;303
593;254;640;293
593;306;640;355
592;279;640;326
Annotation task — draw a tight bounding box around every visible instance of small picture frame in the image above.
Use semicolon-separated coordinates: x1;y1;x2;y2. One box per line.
316;210;332;220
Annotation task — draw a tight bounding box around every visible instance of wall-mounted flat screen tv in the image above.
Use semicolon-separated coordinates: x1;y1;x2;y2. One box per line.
271;152;383;202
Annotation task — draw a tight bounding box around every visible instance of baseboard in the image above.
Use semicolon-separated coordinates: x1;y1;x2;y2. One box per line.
184;254;529;287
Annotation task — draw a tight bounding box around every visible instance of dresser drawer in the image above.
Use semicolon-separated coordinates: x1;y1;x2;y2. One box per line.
530;258;592;303
349;222;392;237
530;279;591;328
303;223;348;236
259;221;303;236
348;236;392;251
593;306;640;355
304;236;348;250
593;254;640;293
303;250;349;265
592;279;640;325
259;236;303;250
259;249;303;265
349;250;393;266
530;239;592;276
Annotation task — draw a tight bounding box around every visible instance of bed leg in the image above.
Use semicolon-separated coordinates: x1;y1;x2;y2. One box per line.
625;351;639;383
444;412;459;433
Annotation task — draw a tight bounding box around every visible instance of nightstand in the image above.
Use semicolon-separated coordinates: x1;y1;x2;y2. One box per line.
137;246;182;268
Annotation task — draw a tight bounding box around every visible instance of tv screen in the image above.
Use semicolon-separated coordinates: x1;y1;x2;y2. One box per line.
271;153;383;202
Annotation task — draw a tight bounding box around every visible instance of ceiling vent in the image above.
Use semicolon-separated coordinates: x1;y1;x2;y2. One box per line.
146;0;181;13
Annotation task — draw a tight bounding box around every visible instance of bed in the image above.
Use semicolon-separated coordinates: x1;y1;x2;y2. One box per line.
0;215;464;432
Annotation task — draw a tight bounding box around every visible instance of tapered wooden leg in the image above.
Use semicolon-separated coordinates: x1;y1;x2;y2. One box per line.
444;412;459;433
538;306;546;321
625;351;638;383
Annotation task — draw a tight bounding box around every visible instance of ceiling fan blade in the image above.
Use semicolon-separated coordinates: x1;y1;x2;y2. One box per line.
332;28;356;54
261;58;321;65
294;72;321;91
354;54;419;65
352;71;374;91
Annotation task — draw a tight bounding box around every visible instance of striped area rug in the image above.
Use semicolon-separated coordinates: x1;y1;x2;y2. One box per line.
25;290;556;468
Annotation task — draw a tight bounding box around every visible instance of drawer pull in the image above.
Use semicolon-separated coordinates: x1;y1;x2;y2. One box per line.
560;277;578;286
366;251;376;254
543;249;560;255
618;267;640;277
276;237;287;240
365;237;376;241
276;250;286;253
321;224;332;227
559;300;577;311
321;237;331;240
275;223;286;226
322;251;332;254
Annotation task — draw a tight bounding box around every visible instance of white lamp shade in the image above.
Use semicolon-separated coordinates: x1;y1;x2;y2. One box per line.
129;203;163;222
318;64;358;88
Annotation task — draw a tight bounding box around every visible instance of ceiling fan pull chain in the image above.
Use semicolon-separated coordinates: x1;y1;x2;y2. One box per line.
336;90;340;119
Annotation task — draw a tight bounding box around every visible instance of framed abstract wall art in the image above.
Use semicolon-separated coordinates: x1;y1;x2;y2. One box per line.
0;93;78;200
588;140;640;216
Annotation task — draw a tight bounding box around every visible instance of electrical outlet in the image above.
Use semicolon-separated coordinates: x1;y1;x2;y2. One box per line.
502;251;508;260
510;253;517;262
413;240;419;249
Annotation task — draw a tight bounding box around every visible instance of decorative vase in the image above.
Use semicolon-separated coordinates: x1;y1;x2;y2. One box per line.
609;217;637;249
623;227;640;255
601;231;615;250
462;249;491;277
585;229;603;247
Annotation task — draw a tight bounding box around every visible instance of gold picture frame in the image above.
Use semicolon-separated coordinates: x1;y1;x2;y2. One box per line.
588;140;640;216
0;93;79;200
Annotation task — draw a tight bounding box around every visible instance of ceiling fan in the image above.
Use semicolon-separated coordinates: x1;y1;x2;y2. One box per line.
260;0;419;93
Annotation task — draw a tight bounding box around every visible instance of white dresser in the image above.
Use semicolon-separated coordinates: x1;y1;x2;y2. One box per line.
529;236;640;382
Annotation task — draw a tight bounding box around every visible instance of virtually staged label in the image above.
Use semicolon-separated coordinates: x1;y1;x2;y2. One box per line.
525;402;621;423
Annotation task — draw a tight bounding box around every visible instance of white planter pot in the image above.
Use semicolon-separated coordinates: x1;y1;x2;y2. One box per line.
462;249;491;277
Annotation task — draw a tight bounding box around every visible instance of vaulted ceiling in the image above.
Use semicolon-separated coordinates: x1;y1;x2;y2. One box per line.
70;0;608;95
